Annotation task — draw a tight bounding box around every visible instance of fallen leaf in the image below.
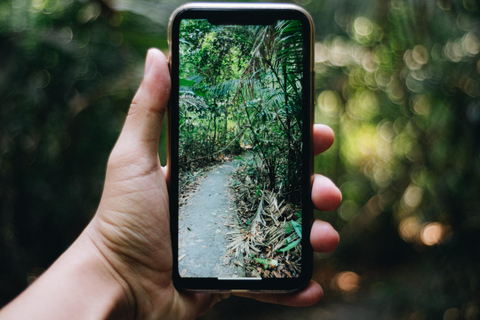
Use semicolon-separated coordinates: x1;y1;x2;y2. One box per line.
234;261;244;267
282;269;292;278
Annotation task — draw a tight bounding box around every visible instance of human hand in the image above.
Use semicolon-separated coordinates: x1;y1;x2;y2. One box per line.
83;48;342;319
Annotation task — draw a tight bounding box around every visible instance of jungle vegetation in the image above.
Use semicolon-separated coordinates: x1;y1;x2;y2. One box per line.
178;19;304;202
177;19;306;278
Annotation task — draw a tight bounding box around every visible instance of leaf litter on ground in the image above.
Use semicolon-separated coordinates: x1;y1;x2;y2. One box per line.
227;157;302;278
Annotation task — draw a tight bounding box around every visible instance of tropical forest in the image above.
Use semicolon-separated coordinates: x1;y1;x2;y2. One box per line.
176;19;306;279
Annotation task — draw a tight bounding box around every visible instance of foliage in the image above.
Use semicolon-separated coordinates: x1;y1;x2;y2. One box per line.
227;182;302;278
311;0;480;318
178;19;304;203
176;19;308;277
0;0;163;304
1;0;480;318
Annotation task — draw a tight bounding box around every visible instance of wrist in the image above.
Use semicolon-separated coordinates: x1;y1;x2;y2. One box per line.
83;215;175;320
47;230;136;320
73;228;136;320
0;228;135;320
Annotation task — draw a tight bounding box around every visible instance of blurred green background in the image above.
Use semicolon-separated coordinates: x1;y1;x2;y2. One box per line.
1;0;479;319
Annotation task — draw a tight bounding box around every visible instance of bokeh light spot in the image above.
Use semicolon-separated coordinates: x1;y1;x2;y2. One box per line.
331;271;361;293
399;216;421;242
443;308;459;320
403;185;422;208
412;45;429;65
463;32;480;56
354;17;373;37
412;95;431;116
420;222;445;246
317;90;340;117
339;200;359;221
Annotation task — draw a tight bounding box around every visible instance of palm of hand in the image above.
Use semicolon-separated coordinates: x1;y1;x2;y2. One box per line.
91;148;214;319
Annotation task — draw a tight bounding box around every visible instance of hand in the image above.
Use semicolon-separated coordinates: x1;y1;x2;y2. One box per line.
0;48;341;320
84;48;341;318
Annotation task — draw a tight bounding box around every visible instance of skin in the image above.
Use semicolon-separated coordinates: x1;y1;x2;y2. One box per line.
0;48;342;320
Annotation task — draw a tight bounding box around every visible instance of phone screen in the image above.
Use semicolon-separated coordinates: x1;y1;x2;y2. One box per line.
169;4;313;291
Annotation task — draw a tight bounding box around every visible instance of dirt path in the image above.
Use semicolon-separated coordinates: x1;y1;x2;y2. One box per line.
178;160;243;278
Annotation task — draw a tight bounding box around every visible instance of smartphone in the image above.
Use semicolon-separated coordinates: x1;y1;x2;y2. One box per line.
168;2;315;292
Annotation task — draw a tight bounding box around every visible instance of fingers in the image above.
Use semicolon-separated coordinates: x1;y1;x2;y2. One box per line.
313;124;334;156
312;124;340;250
311;174;342;211
231;223;338;307
312;123;340;210
310;220;339;253
231;125;338;308
234;280;323;307
116;48;171;157
233;221;337;307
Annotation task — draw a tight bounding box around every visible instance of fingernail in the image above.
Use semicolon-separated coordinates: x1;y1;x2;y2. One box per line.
144;49;154;78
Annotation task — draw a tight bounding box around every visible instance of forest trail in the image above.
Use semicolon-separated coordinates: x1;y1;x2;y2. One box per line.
178;159;243;278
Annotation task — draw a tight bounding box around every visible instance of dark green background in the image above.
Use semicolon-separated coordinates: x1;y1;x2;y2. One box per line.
1;0;479;319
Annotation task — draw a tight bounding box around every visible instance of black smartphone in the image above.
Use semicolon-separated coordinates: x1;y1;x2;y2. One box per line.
168;2;315;292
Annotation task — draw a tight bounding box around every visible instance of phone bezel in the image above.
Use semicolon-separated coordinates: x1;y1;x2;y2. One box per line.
167;2;315;292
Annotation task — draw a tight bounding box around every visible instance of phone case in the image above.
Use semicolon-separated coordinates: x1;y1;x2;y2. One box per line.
168;2;315;292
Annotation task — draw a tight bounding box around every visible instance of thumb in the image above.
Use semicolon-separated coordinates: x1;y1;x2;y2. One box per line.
115;48;171;158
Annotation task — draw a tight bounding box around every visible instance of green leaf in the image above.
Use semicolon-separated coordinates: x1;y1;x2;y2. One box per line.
292;220;302;239
193;86;208;98
179;78;196;86
285;221;294;235
254;257;269;266
186;75;203;84
254;257;278;269
285;234;297;244
179;87;195;95
277;239;301;252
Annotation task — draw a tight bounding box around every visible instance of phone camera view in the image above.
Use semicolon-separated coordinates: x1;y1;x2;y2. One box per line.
176;18;306;280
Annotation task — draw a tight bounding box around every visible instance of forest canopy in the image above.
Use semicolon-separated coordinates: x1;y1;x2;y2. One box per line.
178;19;305;202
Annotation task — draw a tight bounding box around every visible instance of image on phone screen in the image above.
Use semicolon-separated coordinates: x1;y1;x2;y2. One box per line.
172;12;310;285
